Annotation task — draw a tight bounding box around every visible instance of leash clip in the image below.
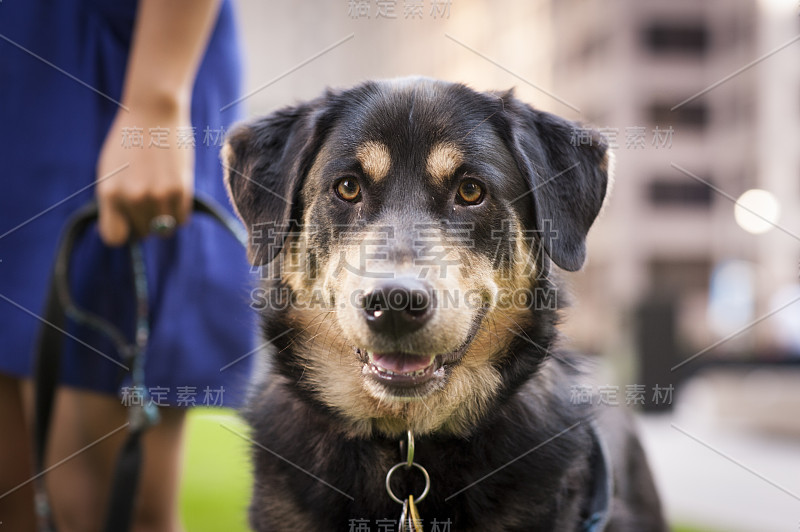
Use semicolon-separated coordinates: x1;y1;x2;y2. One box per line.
127;401;160;432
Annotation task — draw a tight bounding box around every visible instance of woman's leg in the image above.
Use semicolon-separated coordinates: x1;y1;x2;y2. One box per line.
0;373;37;532
46;386;186;532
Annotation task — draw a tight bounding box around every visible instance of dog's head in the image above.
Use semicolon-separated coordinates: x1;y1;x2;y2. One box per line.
224;78;609;437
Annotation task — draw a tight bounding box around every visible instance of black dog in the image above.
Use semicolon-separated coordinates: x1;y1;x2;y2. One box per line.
223;78;666;531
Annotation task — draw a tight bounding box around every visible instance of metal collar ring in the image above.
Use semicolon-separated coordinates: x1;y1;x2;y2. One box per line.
385;461;430;504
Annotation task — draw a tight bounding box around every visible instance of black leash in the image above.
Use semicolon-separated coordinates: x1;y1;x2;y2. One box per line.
33;197;246;532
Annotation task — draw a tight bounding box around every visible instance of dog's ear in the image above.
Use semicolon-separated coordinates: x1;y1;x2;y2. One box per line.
222;101;326;265
504;99;609;272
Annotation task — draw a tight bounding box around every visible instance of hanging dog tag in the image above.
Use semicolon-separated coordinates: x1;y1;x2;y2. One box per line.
397;499;409;532
407;495;423;532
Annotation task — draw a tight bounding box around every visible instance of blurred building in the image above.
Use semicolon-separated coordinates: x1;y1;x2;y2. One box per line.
234;1;555;112
546;0;800;369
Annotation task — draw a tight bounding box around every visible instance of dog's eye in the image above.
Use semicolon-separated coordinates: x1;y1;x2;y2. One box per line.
335;177;362;202
456;179;484;205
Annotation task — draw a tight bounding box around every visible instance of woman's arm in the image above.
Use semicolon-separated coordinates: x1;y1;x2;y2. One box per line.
96;0;223;245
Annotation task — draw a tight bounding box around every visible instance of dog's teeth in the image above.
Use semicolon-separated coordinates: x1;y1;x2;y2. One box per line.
364;352;437;379
367;364;430;377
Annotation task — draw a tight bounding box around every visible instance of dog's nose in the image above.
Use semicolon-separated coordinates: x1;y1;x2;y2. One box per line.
360;279;434;337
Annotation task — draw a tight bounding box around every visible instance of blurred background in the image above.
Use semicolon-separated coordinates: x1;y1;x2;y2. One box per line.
181;1;800;531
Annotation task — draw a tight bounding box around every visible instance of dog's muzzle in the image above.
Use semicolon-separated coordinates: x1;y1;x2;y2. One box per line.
354;278;445;394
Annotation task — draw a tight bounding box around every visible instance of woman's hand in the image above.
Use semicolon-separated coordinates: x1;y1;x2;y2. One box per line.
96;97;194;245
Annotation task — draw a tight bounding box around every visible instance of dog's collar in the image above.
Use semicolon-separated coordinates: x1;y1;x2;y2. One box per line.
582;421;614;532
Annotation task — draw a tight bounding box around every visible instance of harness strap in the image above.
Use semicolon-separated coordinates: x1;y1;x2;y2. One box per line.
33;196;246;532
582;421;614;532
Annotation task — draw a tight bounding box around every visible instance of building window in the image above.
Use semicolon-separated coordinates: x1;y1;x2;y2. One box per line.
648;258;711;295
648;178;713;207
642;21;709;56
647;102;709;130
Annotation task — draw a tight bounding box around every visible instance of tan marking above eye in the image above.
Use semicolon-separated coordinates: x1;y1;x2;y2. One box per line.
426;142;464;184
356;141;391;181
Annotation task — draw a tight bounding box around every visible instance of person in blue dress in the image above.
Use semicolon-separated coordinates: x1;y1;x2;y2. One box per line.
0;1;255;529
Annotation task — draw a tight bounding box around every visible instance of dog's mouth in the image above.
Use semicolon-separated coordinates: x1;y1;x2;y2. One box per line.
355;306;488;399
355;347;456;398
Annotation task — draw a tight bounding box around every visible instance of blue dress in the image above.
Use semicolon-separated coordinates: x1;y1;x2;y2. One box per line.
0;0;256;407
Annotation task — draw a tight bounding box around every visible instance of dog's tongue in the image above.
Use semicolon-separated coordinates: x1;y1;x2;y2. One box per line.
371;352;433;373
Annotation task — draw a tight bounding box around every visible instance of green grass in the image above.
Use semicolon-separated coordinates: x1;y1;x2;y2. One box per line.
179;408;252;532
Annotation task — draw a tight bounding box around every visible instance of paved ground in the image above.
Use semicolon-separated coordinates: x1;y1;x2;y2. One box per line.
637;409;800;532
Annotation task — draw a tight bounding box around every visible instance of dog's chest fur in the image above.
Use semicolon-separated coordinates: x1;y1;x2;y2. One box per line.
246;362;596;532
